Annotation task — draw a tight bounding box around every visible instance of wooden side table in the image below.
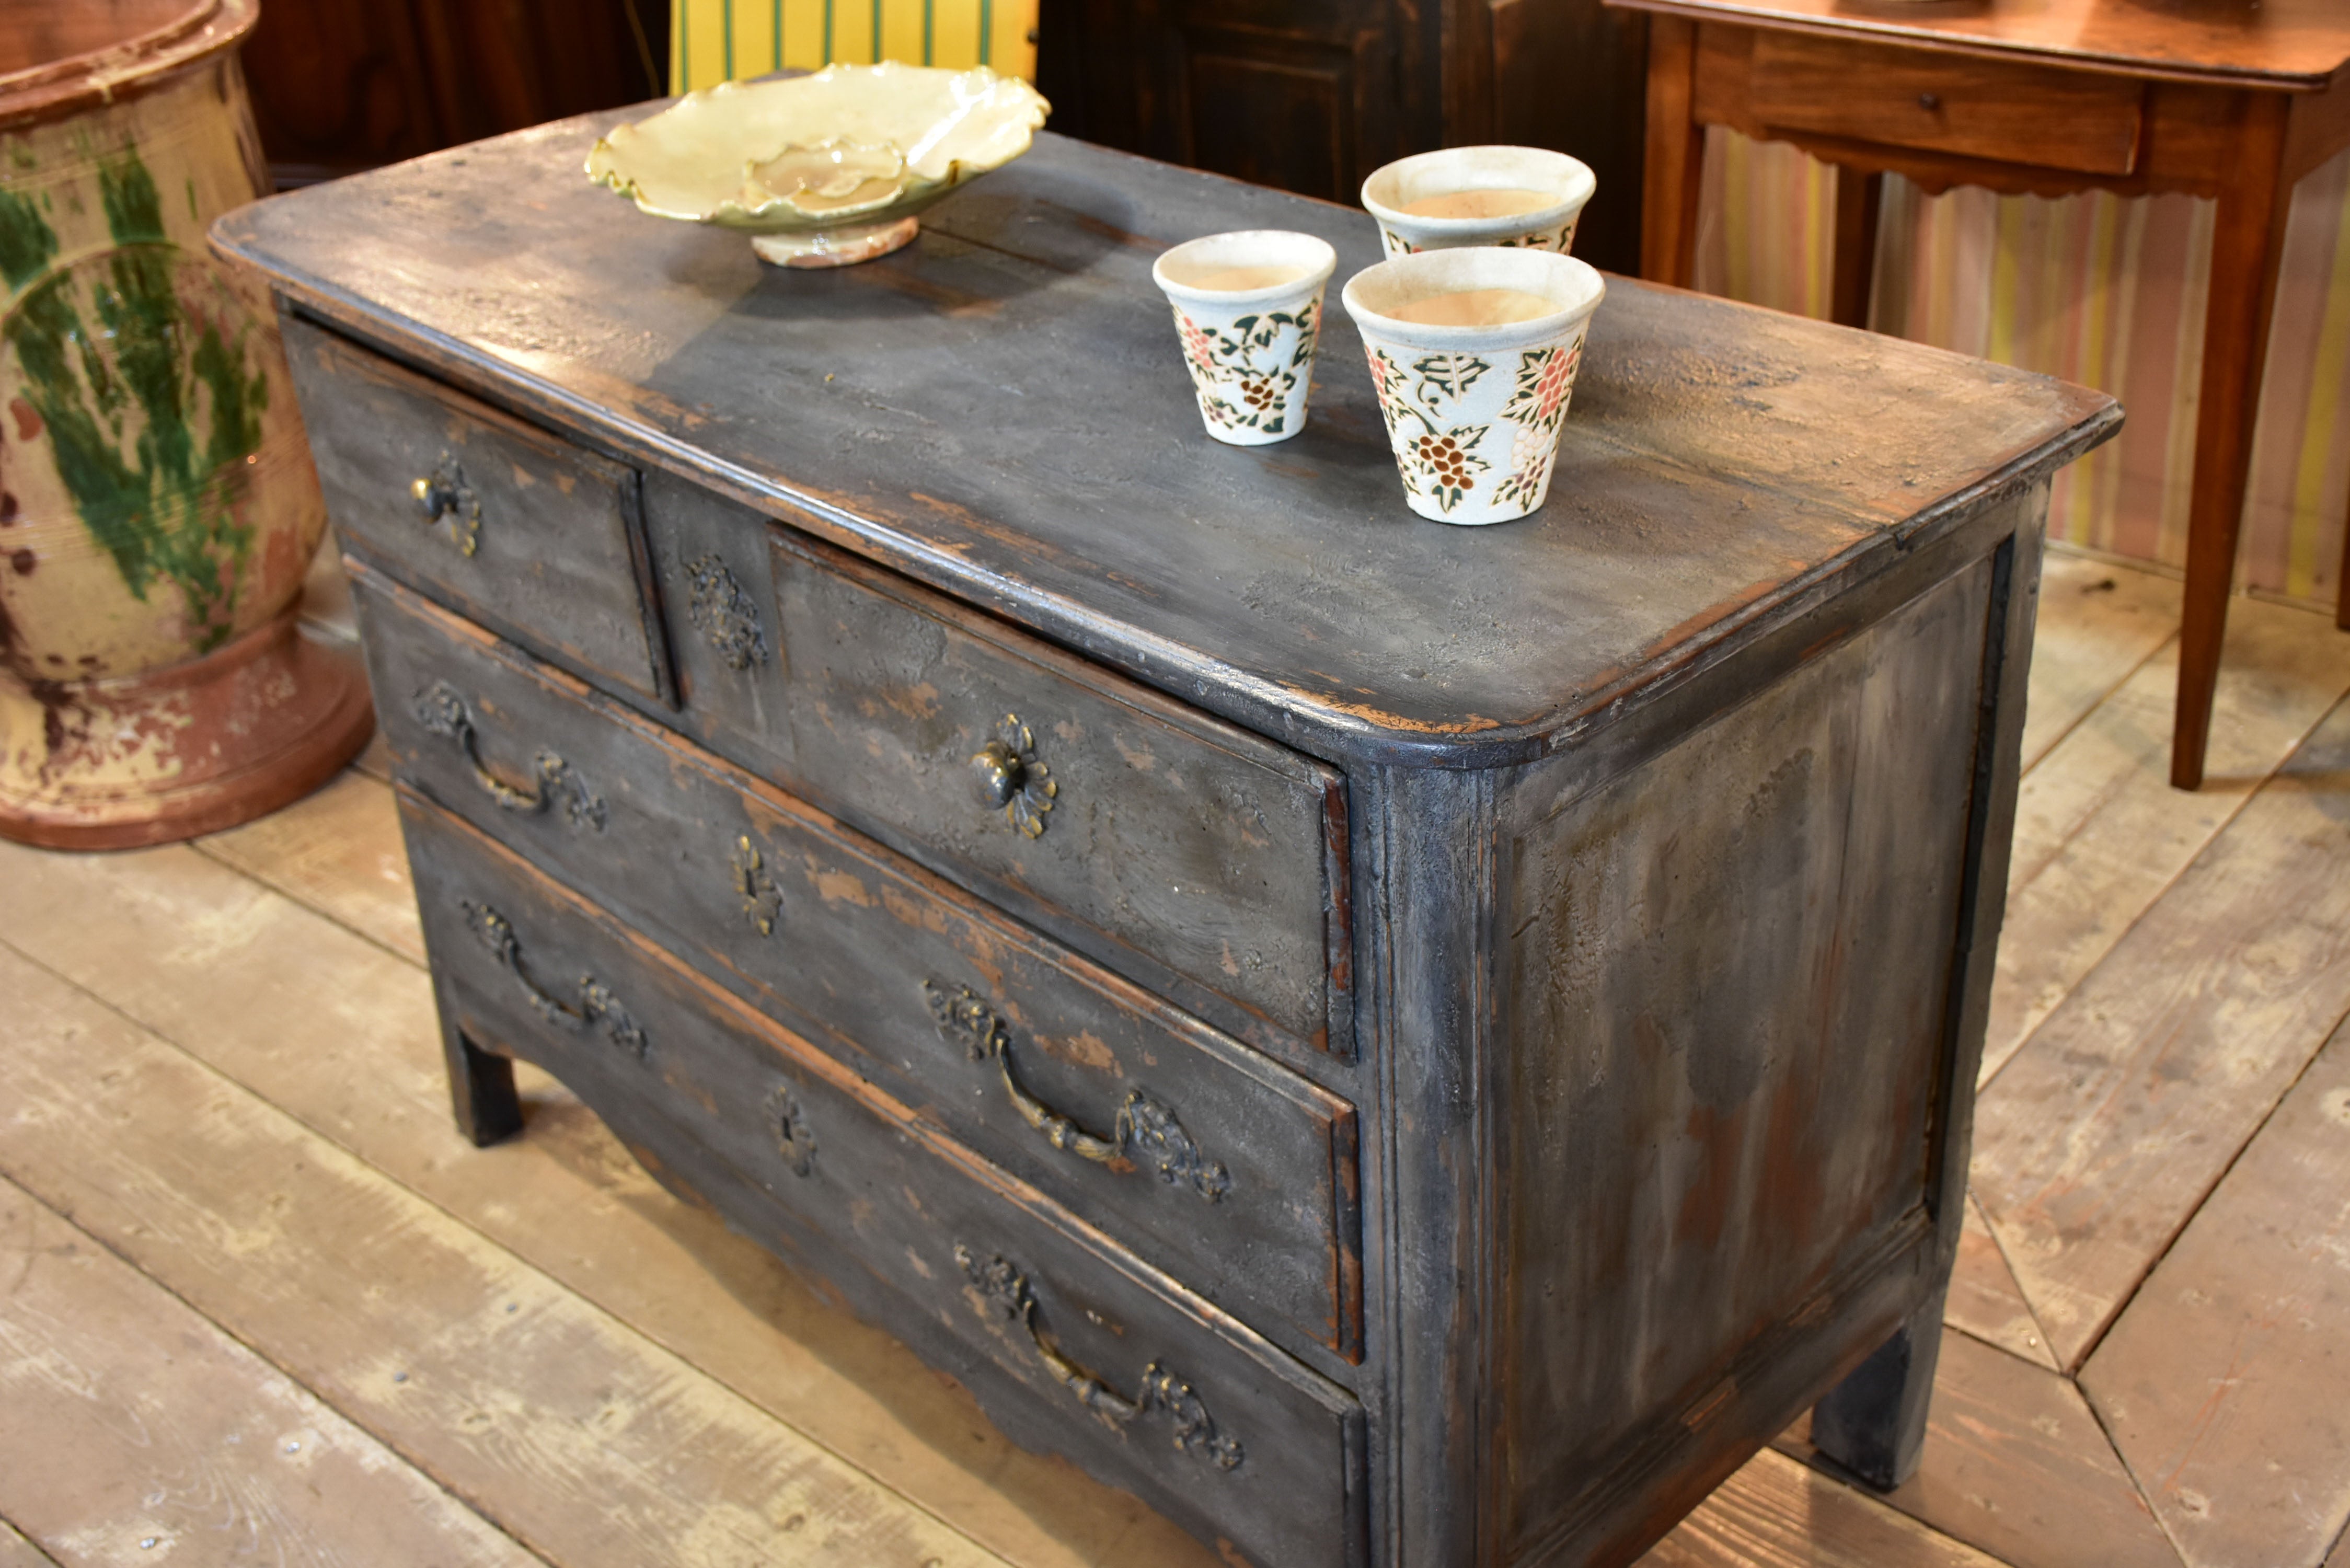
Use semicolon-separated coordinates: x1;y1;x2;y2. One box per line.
1609;0;2350;790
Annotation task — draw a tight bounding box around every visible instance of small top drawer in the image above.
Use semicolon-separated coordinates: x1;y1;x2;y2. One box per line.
649;476;1353;1060
282;315;672;706
1748;32;2145;178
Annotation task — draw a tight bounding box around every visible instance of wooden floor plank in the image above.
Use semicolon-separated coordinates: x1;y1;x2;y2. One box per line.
0;1520;62;1568
0;940;1016;1568
1984;596;2350;1085
2080;1012;2350;1568
1779;1332;2174;1568
196;768;425;964
0;835;1215;1568
2018;553;2183;776
1973;692;2350;1370
1635;1447;2007;1568
0;1177;536;1568
1944;1194;2058;1371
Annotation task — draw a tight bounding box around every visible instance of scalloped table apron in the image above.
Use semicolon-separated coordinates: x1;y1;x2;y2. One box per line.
0;0;372;849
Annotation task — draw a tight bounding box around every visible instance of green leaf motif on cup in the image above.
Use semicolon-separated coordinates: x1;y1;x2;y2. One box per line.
1171;299;1318;437
1365;346;1493;515
1411;351;1491;403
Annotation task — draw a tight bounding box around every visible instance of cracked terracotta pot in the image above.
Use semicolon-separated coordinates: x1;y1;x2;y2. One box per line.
0;0;370;848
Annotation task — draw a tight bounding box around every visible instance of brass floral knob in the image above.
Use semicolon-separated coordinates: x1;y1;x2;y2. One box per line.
410;452;480;556
971;715;1055;837
972;739;1024;808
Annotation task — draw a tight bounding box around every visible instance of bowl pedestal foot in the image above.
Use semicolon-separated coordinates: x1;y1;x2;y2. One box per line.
751;215;921;267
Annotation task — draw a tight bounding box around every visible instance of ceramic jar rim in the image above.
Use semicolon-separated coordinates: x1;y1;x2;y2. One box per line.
1342;248;1606;351
1153;230;1339;306
1359;146;1596;238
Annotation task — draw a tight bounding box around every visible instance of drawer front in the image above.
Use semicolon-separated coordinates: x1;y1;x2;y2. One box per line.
1749;32;2144;178
352;560;1363;1360
283;315;672;705
644;475;1353;1060
400;791;1365;1568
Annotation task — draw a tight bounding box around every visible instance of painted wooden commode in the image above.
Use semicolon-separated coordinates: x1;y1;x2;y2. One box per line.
214;120;2117;1567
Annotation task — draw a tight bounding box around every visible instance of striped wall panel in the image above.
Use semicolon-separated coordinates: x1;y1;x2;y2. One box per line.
671;0;1040;90
1694;128;2350;610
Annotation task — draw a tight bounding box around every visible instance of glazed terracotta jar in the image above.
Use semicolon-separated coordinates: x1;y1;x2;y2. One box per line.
0;0;370;848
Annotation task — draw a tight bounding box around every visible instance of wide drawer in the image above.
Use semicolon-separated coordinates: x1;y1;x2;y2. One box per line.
1747;31;2144;178
283;315;672;706
400;790;1365;1568
352;560;1364;1361
645;475;1353;1060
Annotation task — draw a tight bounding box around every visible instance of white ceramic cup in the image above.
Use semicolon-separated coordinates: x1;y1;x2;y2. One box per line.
1153;230;1339;446
1342;247;1606;525
1360;146;1597;258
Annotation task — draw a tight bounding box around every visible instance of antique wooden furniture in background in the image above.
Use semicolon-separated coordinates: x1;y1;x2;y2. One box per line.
216;114;2113;1563
0;0;371;847
1035;0;1651;273
1611;0;2350;792
238;0;663;187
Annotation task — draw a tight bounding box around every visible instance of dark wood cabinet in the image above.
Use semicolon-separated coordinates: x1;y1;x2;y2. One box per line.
1037;0;1651;272
241;0;666;186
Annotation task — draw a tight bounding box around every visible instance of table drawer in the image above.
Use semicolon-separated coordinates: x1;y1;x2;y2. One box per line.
1748;32;2144;178
352;560;1364;1360
283;316;672;706
647;478;1353;1060
401;790;1365;1568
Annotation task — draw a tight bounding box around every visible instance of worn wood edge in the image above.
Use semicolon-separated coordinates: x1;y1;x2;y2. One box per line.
0;936;1020;1568
0;1174;540;1568
1600;2;2346;90
210;215;2118;773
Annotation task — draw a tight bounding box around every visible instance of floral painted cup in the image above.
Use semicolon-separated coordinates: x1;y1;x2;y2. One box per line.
1342;247;1606;525
1153;230;1338;446
1360;146;1596;258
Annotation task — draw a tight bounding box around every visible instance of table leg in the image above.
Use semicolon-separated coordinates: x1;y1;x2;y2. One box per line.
2336;503;2350;632
1831;168;1883;330
2174;96;2294;790
1811;1288;1948;1490
1640;14;1704;287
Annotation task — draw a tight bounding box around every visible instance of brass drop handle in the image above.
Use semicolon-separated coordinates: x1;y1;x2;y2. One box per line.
459;899;646;1060
412;681;606;832
971;714;1056;838
411;452;481;556
923;981;1230;1202
954;1246;1243;1470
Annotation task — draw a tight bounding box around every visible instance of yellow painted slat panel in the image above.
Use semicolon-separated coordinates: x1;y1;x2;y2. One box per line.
782;0;825;71
882;0;928;65
679;0;1039;79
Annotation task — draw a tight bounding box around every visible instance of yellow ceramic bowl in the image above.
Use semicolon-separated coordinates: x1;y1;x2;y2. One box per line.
586;62;1050;267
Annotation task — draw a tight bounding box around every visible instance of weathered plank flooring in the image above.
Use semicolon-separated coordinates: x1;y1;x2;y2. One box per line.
3;543;2347;1567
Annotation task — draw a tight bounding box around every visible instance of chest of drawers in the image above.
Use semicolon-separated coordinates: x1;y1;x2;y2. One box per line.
216;121;2116;1567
